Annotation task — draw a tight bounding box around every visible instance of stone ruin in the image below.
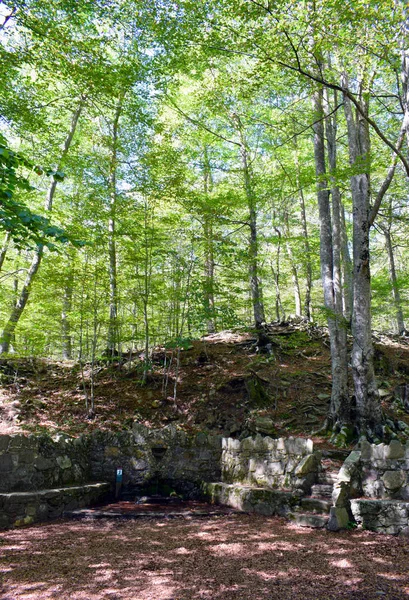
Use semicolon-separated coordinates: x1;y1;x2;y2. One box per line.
1;424;409;535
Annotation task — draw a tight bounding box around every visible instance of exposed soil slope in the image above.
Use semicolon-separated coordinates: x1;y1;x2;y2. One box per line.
1;323;409;444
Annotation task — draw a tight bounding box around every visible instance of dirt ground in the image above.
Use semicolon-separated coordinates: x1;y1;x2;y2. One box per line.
1;514;409;600
2;324;409;442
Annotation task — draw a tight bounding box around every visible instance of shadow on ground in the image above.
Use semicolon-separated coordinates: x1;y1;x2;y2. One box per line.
1;514;409;599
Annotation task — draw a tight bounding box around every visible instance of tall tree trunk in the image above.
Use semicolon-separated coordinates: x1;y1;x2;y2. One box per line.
284;211;302;317
233;113;265;328
203;146;216;334
142;198;153;383
313;87;351;429
343;76;382;436
340;203;353;320
293;142;313;320
62;261;74;359
383;227;406;334
324;88;350;427
107;95;124;356
0;98;85;354
272;226;284;321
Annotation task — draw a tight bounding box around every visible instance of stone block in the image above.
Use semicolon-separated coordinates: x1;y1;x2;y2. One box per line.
284;437;313;456
35;456;54;471
332;481;350;508
371;444;386;460
26;504;38;517
208;435;222;450
227;438;241;451
17;449;36;465
263;436;278;451
382;470;405;492
195;432;208;446
0;454;13;472
363;479;385;499
338;451;361;487
267;461;285;476
56;455;72;469
104;446;120;458
360;440;372;460
276;438;286;452
130;458;147;471
294;453;318;476
254;417;276;436
0;514;10;530
327;507;350;531
0;435;10;453
386;440;404;460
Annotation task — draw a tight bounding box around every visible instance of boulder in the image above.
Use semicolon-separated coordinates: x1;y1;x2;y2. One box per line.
382;470;405;491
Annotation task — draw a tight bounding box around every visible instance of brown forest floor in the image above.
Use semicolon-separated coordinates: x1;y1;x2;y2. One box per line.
1;515;409;599
1;323;409;444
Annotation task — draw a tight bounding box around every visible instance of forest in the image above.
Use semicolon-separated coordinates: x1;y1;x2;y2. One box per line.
1;0;409;442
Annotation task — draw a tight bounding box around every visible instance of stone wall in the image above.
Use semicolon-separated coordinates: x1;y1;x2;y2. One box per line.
0;433;90;492
360;439;409;500
351;499;409;535
332;440;409;534
221;435;320;492
0;427;318;529
0;483;110;530
0;425;223;496
204;482;301;516
86;424;223;495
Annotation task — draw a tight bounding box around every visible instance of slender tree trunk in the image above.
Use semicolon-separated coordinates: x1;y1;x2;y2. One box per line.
142;199;153;383
203;146;216;334
313;87;351;429
343;76;382;436
0;98;85;354
62;262;74;359
383;228;405;334
401;14;409;148
293;143;313;320
0;232;10;273
272;226;284;321
324;88;350;427
107;95;124;356
233;113;265;328
284;211;302;317
340;203;353;320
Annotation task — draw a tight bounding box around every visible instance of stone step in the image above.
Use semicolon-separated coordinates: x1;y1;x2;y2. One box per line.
298;497;332;514
318;471;338;484
321;449;350;461
311;483;333;499
288;511;329;528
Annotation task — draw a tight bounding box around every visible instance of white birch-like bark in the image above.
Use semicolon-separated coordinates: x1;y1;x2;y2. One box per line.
233;113;265;328
313;87;351;428
340;203;353;320
383;226;406;334
107;95;124;356
324;88;350;426
343;76;382;435
293;145;312;320
203;146;216;334
62;262;74;359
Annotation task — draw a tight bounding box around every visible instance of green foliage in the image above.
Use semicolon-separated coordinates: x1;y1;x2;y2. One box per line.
0;0;408;366
0;134;78;249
